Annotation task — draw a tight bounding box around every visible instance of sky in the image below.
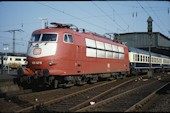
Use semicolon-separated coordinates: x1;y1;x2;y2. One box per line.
0;1;170;54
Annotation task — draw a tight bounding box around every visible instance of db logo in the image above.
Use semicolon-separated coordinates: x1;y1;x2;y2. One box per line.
33;48;41;55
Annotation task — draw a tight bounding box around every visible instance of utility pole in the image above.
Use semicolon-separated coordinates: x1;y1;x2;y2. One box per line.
5;29;24;54
3;44;9;74
147;16;153;78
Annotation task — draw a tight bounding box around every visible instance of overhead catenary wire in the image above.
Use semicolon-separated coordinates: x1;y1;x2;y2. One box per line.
70;2;116;33
91;1;126;32
109;2;169;9
105;2;135;32
0;21;40;28
36;2;113;33
147;2;169;35
137;1;166;35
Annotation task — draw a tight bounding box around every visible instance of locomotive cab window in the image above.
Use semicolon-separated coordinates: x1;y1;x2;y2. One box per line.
41;34;57;42
31;34;57;42
64;34;73;43
31;34;41;42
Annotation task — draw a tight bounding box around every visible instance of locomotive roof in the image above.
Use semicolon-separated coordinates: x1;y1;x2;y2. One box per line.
33;22;127;47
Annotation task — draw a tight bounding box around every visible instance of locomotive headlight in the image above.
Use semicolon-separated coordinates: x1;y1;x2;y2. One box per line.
48;61;54;66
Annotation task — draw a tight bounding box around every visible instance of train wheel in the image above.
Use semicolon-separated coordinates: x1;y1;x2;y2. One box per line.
64;81;75;88
89;75;98;84
109;74;117;81
63;76;75;88
75;75;87;86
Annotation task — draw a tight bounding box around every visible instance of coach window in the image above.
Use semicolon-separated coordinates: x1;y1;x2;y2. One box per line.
64;34;73;43
15;58;21;61
137;54;139;61
3;57;7;61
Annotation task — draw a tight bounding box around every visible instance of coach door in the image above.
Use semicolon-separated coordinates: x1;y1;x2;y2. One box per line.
75;34;83;74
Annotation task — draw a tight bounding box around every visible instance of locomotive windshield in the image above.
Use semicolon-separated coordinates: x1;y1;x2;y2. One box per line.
42;34;57;41
32;34;41;42
31;34;57;42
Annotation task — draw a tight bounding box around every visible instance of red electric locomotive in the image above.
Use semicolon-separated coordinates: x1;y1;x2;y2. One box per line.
18;22;130;88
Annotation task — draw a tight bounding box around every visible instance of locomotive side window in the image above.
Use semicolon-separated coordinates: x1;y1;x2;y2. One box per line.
96;41;104;50
96;41;105;58
118;46;124;60
112;45;119;52
85;38;125;60
85;38;96;48
64;34;73;43
105;43;113;59
85;38;96;57
112;45;119;59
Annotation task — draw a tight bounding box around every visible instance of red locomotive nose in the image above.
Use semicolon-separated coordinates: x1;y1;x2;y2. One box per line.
18;67;50;77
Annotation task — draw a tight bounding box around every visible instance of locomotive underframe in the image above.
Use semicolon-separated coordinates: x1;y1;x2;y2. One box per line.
18;71;129;88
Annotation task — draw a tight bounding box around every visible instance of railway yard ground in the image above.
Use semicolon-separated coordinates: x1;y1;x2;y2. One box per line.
0;71;170;112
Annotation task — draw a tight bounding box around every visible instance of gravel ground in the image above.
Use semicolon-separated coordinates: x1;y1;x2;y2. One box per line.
140;94;170;112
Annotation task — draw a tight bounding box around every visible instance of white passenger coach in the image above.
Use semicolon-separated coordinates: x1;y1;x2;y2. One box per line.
128;47;170;74
0;55;27;68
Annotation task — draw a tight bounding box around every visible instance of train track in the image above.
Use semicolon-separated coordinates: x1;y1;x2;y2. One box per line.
0;73;169;112
0;77;120;112
134;82;170;112
77;75;170;112
30;74;167;112
1;76;134;112
38;77;136;112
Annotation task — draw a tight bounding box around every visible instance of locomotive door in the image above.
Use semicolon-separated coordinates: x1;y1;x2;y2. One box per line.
75;34;83;74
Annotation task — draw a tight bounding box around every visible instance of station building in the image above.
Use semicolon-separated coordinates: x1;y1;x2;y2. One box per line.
115;32;170;57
